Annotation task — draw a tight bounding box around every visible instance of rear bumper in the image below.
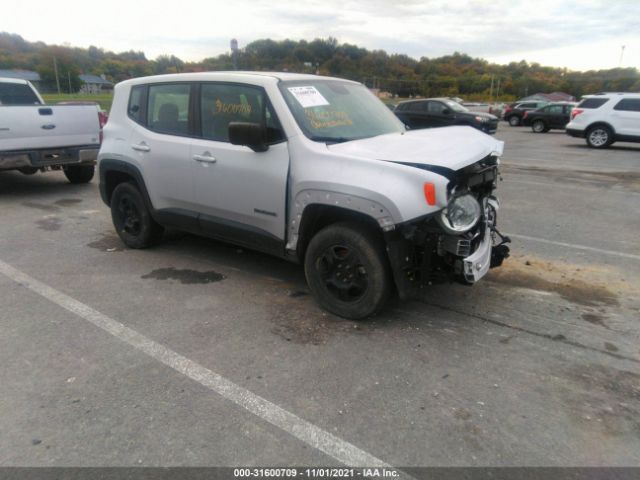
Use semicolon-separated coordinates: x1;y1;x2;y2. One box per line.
566;128;585;138
0;145;99;171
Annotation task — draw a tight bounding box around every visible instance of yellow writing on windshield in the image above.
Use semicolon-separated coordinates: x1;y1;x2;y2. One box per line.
215;99;252;115
305;109;353;129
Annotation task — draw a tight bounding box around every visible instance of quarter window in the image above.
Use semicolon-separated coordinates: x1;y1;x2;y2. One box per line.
578;98;609;109
200;83;283;143
548;105;564;114
613;99;640;112
128;85;145;124
147;84;190;136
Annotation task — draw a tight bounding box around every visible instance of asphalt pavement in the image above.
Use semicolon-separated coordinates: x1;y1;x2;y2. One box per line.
1;125;639;468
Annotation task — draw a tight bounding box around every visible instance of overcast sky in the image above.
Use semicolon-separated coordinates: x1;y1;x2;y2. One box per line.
6;0;640;71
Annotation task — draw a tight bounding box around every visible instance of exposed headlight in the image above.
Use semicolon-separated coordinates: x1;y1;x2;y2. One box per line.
475;115;489;122
438;194;481;234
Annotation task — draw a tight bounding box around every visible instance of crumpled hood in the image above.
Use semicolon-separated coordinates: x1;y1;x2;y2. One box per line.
328;126;504;172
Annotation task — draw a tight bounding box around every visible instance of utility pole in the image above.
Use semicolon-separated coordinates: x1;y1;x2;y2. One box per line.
495;77;501;102
489;74;494;100
53;56;61;94
67;71;72;93
619;45;626;67
230;39;239;70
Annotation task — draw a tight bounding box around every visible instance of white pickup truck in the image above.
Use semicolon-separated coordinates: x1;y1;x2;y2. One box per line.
0;77;102;183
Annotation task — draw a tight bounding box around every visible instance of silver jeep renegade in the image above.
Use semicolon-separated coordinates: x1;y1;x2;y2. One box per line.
98;72;510;319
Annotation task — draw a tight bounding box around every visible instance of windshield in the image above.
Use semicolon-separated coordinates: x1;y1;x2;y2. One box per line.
279;79;405;143
444;100;469;113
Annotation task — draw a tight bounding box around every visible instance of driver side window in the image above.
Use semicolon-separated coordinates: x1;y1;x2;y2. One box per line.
200;83;284;143
427;101;445;113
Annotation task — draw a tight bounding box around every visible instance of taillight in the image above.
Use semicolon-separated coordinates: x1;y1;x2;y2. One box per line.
98;111;108;144
571;108;583;120
523;111;529;119
504;106;512;113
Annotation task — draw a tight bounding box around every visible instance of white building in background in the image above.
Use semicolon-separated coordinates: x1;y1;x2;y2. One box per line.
79;74;113;94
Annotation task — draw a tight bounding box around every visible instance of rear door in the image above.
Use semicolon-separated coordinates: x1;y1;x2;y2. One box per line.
612;98;640;137
189;82;289;253
546;104;565;128
127;82;197;218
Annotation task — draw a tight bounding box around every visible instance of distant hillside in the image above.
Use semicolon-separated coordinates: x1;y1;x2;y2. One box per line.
1;32;638;98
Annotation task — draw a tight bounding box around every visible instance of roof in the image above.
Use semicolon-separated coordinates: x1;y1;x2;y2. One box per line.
119;71;359;88
519;92;575;102
0;77;29;85
0;69;41;81
79;74;113;85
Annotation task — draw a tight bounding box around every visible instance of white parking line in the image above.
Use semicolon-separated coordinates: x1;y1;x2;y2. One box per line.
507;233;640;261
0;259;391;468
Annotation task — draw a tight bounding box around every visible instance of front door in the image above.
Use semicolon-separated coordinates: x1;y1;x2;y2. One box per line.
190;82;290;254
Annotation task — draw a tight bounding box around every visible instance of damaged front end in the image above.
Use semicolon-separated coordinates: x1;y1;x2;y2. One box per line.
386;155;511;300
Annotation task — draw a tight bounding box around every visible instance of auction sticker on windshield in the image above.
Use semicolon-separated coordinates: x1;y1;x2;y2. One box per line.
287;86;330;108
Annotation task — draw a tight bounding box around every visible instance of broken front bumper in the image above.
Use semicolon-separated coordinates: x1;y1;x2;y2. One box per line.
462;227;492;283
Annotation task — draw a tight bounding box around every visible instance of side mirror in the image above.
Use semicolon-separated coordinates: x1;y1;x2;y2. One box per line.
228;122;268;152
442;108;451;115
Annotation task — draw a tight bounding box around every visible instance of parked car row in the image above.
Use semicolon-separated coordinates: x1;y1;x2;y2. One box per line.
504;92;640;148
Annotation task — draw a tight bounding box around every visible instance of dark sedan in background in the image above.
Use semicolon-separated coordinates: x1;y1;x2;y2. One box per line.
503;101;548;126
394;98;499;134
522;102;577;133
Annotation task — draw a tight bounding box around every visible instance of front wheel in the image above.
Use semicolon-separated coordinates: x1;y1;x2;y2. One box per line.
532;120;547;133
110;182;164;249
586;126;613;148
64;164;95;184
304;222;392;320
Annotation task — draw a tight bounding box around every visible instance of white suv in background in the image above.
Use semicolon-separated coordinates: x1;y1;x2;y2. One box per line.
566;92;640;148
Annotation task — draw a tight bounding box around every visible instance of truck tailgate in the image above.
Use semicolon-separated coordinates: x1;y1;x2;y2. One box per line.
0;105;100;151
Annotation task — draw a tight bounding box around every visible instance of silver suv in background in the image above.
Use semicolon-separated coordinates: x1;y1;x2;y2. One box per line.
566;93;640;148
98;72;510;319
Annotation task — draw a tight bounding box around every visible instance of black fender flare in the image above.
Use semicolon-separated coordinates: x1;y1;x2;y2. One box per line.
99;159;154;213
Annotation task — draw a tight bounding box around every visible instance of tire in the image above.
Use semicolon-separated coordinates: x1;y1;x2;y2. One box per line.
18;167;38;175
110;182;164;249
304;222;392;320
508;115;520;127
586;125;613;149
64;164;95;184
532;120;546;133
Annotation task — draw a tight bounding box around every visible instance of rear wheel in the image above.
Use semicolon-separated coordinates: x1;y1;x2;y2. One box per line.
110;182;164;248
532;120;547;133
64;164;95;184
304;222;392;320
18;167;38;175
508;116;520;126
586;125;613;148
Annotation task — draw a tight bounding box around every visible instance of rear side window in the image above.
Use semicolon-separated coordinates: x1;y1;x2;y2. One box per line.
613;99;640;112
578;98;609;109
128;85;145;124
0;82;40;105
147;84;191;136
200;83;283;143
